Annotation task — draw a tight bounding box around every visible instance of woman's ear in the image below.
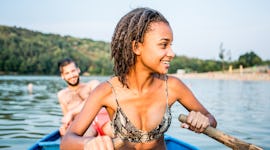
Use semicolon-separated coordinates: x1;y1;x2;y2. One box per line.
132;40;141;55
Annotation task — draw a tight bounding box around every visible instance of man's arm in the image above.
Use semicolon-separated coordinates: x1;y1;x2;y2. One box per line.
58;91;68;115
58;91;71;136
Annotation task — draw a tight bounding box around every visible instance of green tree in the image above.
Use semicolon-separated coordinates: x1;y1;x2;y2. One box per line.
0;25;111;75
238;51;262;67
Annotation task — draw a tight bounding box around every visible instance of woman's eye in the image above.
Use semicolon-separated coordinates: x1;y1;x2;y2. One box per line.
161;43;167;48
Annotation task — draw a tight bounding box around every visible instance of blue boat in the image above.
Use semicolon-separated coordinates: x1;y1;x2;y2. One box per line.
28;130;199;150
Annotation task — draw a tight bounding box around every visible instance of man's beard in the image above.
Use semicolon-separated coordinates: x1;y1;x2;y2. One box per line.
66;77;80;86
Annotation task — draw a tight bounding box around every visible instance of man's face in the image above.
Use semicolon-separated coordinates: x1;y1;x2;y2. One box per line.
61;63;80;86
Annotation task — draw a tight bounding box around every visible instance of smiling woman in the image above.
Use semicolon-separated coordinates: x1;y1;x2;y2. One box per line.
60;7;217;150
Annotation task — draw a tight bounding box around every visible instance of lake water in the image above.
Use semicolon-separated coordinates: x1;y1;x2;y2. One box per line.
0;75;269;150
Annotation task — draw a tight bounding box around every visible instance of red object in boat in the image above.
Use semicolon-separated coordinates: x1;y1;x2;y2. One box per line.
93;108;110;136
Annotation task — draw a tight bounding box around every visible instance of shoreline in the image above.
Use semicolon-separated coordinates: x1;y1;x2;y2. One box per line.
173;72;270;81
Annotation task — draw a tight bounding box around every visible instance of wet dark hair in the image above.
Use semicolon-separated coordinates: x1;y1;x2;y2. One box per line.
111;7;170;87
58;58;77;74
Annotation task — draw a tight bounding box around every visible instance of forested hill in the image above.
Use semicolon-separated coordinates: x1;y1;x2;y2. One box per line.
0;25;112;75
1;25;268;75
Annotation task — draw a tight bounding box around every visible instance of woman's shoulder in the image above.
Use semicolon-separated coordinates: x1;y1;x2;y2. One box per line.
91;77;120;98
167;74;184;82
90;78;119;108
166;75;189;90
151;74;183;86
94;80;113;93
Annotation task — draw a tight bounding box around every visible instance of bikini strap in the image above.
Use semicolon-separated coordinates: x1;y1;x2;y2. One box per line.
106;80;120;107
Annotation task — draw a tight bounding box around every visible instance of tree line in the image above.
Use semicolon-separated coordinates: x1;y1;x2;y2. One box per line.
0;25;113;75
0;25;269;75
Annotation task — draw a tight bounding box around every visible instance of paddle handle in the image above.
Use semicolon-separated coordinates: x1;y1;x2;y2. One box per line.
113;137;124;149
179;114;263;150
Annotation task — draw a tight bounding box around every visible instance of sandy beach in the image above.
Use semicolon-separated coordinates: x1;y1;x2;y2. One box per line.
173;65;270;81
173;72;270;81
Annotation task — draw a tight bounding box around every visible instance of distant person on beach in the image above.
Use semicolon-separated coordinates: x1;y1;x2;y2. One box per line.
61;8;217;150
57;58;111;137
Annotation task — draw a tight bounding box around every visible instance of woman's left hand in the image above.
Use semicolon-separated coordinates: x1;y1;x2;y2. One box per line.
181;111;210;133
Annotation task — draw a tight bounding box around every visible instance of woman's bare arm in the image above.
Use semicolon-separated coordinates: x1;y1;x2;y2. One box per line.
60;82;114;150
168;76;217;130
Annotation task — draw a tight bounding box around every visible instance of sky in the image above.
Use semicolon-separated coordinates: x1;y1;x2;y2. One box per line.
1;0;270;60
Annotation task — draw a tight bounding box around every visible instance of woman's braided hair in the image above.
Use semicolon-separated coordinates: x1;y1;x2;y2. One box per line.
111;7;169;87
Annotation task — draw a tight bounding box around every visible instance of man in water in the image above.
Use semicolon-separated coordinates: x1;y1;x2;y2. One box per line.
57;58;111;136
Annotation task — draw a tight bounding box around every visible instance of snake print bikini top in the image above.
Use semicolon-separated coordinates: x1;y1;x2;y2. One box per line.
107;80;172;143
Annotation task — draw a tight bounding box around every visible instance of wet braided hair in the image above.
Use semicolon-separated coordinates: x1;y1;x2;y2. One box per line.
111;7;169;87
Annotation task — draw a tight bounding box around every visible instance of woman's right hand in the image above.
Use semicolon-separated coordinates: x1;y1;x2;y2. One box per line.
84;136;114;150
181;111;210;133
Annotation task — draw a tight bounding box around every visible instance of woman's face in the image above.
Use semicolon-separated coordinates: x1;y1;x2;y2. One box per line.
136;22;175;74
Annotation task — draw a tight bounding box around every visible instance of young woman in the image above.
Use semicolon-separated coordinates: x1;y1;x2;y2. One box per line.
61;7;217;150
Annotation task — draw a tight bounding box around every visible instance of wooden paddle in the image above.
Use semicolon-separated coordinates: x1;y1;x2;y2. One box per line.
179;114;263;150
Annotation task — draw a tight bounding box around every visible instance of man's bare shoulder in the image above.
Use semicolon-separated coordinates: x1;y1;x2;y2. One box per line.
57;88;69;102
57;88;69;96
77;80;100;98
86;79;100;90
